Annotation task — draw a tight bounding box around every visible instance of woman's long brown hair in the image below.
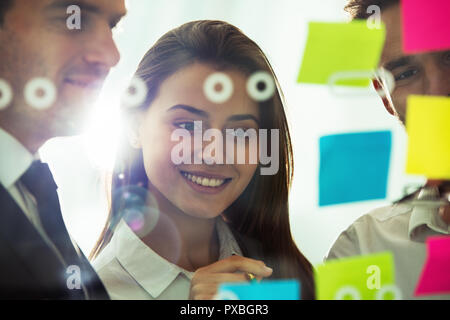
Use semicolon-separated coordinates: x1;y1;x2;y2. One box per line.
90;20;315;299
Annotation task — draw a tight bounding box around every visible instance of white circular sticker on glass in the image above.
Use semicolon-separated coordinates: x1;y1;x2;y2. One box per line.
122;76;147;108
375;284;402;300
0;79;13;110
334;285;361;300
247;71;275;102
24;77;57;110
203;72;234;104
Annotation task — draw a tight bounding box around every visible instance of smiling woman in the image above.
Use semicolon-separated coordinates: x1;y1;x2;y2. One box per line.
90;20;315;300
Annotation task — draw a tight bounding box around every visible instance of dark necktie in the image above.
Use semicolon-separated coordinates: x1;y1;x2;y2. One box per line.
20;160;86;299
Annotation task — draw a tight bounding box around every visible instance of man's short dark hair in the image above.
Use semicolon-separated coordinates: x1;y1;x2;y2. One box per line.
345;0;399;19
0;0;14;26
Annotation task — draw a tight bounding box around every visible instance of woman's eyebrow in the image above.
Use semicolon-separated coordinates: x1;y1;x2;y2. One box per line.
227;114;260;126
167;105;259;125
167;104;209;118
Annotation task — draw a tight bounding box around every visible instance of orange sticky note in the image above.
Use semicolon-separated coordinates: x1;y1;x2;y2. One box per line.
414;236;450;296
405;95;450;179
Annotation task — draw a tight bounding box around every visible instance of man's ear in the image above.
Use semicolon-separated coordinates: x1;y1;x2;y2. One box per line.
372;78;396;116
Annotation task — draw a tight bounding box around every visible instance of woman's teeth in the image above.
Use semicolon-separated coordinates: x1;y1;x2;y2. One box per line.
181;172;226;187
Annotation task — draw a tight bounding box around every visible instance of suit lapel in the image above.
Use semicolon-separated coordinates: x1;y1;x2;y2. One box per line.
0;184;70;298
0;183;110;299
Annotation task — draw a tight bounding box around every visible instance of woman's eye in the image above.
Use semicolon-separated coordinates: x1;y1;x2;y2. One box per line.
227;128;249;138
176;122;200;131
395;68;419;81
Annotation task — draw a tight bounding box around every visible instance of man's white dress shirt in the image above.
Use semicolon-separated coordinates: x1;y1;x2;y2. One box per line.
0;127;81;283
327;202;450;299
0;127;47;236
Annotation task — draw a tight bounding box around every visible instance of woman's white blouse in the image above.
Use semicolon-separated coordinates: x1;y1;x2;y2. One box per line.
92;217;243;300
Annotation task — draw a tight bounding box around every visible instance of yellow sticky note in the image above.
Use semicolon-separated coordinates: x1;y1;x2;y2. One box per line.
406;95;450;179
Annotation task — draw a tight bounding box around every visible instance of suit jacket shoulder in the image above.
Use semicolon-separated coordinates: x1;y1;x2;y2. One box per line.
0;184;108;299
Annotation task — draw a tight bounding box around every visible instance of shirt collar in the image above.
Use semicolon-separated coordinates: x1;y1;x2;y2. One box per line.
408;205;450;240
113;216;242;299
217;216;243;258
113;219;183;299
0;127;36;188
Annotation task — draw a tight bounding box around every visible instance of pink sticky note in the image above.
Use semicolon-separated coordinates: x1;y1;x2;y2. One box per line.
401;0;450;53
414;236;450;296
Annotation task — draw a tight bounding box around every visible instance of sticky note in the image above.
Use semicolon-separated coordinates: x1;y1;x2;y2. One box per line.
297;21;385;86
216;279;300;300
319;131;391;206
316;252;398;300
405;95;450;179
414;236;450;296
401;0;450;53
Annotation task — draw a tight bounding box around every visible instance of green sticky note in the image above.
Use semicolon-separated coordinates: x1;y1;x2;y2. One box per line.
315;252;399;300
297;21;385;86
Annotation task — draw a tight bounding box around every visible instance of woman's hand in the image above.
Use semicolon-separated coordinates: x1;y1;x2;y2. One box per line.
189;255;273;300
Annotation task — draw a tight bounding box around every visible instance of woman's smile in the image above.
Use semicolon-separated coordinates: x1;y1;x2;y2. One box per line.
179;169;233;194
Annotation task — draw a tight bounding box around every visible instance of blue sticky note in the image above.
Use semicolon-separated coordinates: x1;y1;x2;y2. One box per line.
217;279;300;300
319;131;391;206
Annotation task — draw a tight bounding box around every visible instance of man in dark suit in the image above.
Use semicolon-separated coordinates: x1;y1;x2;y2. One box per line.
0;0;126;299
